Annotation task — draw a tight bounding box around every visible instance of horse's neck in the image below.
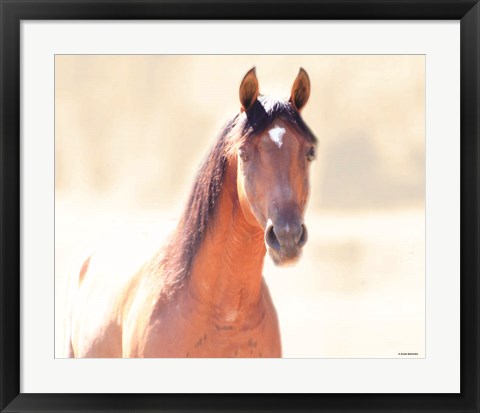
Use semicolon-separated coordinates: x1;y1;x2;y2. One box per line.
186;167;266;324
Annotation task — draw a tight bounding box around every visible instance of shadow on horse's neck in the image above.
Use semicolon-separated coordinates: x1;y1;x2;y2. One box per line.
187;161;267;317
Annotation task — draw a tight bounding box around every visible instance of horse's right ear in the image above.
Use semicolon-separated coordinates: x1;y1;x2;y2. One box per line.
239;67;259;112
290;68;311;112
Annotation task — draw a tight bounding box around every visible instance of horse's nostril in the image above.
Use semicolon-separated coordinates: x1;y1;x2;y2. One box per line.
265;225;281;251
298;224;308;247
266;223;307;251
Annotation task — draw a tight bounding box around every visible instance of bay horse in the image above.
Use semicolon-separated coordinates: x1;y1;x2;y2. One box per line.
65;67;317;358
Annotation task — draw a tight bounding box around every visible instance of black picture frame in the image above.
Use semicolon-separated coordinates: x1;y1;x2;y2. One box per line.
1;1;479;412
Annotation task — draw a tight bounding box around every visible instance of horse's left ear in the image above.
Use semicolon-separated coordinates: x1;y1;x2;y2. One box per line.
239;67;259;112
290;68;311;111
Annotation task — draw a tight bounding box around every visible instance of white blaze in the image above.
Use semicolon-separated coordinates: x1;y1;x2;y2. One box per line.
268;125;286;148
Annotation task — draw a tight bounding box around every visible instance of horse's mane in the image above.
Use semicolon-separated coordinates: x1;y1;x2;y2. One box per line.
156;96;317;291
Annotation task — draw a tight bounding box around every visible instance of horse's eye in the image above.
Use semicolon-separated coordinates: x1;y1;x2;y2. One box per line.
306;147;316;161
239;149;249;162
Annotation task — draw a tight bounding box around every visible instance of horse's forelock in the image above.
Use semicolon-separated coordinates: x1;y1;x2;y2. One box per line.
241;95;317;144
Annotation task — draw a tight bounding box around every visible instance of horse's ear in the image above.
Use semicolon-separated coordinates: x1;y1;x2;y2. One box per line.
290;68;311;112
239;67;259;112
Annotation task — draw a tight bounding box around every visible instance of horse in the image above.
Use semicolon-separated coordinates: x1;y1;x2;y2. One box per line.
65;67;317;358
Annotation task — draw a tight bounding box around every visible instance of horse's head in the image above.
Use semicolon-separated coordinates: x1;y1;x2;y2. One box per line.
235;68;316;266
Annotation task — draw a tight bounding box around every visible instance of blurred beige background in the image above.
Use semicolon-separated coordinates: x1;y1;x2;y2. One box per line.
55;55;425;358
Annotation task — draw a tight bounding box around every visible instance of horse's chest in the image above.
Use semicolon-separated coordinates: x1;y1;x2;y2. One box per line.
137;302;281;358
184;323;279;358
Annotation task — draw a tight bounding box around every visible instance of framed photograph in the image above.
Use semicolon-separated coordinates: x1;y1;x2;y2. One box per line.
1;1;479;412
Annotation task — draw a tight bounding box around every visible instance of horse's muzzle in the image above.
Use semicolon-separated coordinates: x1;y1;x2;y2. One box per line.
265;221;308;266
